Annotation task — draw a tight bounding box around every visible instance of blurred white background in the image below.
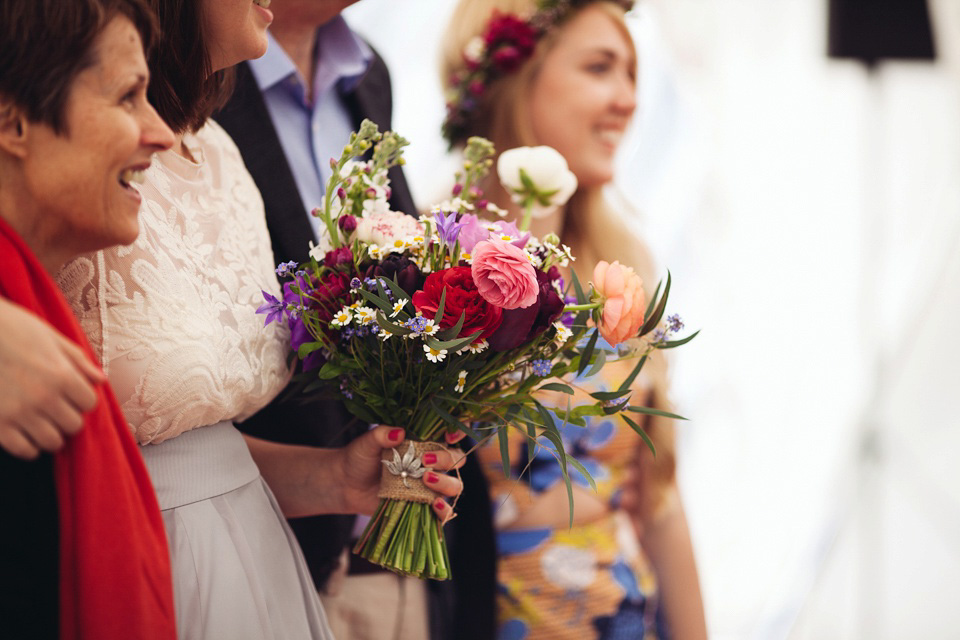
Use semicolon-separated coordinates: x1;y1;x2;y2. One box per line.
344;1;960;637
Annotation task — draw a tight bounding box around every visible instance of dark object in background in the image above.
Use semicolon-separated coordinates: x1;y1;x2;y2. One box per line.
828;0;936;65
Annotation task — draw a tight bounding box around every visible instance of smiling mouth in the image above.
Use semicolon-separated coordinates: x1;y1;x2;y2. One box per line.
253;0;271;7
119;168;147;189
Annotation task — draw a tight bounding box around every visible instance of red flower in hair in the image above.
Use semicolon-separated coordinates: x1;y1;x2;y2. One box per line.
484;13;538;73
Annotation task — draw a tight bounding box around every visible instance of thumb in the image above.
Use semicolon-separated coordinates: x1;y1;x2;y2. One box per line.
352;425;405;462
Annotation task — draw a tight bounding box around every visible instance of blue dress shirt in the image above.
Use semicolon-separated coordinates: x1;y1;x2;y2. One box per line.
249;17;372;241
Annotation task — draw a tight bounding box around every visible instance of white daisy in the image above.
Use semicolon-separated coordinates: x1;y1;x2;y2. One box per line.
422;319;439;336
424;344;448;363
455;370;468;393
354;306;376;324
330;308;352;328
467;339;489;354
553;322;573;345
391;299;408;318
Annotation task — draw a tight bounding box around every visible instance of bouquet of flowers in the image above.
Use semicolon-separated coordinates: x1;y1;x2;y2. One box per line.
258;120;695;580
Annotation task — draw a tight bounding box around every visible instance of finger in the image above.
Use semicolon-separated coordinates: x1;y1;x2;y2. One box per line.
445;430;466;445
367;425;405;450
59;362;100;415
0;426;41;460
42;397;85;437
19;416;66;453
421;448;465;471
423;470;463;499
58;334;106;385
431;497;457;525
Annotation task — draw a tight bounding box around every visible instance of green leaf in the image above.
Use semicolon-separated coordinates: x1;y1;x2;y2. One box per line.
518;168;536;192
314;361;343;381
425;332;479;351
433;287;447;324
376;311;412;336
525;422;538;465
566;457;597;493
497;427;511;474
623;414;656;457
639;271;671;336
617;355;648;393
577;329;599;377
382;274;413;302
583;347;607;378
644;279;662;324
357;288;394;315
298;341;324;360
626;405;688;421
429;398;483;441
569;404;606;420
661;330;700;349
571;269;587;304
538;426;575;527
539;382;575;395
589;389;632;401
437;312;466;341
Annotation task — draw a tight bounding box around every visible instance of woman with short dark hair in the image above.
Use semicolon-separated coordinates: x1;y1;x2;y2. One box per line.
0;0;177;638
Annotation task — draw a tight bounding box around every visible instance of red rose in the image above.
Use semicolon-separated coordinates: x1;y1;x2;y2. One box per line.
413;267;502;342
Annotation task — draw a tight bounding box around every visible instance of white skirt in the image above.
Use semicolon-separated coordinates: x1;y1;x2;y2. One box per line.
140;421;333;640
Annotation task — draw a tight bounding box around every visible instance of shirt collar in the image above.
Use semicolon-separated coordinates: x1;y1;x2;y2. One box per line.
248;16;372;97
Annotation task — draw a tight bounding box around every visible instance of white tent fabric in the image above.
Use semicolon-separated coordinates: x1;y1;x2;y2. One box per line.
343;1;960;637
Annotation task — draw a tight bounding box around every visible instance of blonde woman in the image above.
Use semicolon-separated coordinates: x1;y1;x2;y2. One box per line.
441;1;707;638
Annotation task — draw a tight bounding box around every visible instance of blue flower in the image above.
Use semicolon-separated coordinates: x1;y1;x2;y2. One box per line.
255;291;285;326
404;315;428;333
275;261;298;278
530;359;551;376
666;313;684;333
350;277;363;290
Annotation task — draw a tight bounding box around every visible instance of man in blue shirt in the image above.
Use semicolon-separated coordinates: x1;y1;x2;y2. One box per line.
216;3;494;640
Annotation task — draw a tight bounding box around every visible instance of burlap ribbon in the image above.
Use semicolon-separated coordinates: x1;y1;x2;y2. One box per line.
378;441;443;504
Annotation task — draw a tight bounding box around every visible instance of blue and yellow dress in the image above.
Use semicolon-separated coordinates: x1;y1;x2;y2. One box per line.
479;362;670;640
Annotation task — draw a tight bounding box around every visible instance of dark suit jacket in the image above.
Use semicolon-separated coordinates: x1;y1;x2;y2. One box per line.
215;50;495;640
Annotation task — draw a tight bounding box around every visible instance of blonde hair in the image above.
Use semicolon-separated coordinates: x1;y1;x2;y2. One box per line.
442;0;677;516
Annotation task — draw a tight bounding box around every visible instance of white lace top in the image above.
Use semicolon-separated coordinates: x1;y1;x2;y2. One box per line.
58;120;291;445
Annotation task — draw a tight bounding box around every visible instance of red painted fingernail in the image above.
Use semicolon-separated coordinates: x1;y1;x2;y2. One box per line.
388;428;403;442
425;471;439;484
422;452;438;465
434;498;446;511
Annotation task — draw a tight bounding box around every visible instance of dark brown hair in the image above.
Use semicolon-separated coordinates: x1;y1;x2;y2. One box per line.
145;0;235;133
0;0;158;135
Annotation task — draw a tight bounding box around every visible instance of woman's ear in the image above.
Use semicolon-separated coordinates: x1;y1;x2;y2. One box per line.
0;98;30;158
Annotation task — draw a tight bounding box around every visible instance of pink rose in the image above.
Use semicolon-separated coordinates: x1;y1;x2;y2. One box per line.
594;260;646;346
471;238;539;310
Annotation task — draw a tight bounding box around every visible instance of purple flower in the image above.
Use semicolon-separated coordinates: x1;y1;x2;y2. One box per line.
350;277;362;290
434;209;466;247
666;314;684;333
256;291;285;326
275;261;298;278
457;214;529;253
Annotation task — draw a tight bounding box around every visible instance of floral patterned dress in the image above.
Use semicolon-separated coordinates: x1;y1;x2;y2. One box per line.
479;360;669;640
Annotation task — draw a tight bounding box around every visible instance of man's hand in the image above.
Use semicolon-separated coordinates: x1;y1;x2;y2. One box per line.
0;299;104;459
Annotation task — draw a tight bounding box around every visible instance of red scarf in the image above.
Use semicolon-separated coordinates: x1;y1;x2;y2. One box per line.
0;217;176;639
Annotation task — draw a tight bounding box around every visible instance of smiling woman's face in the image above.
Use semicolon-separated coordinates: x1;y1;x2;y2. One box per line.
17;16;173;268
528;5;637;189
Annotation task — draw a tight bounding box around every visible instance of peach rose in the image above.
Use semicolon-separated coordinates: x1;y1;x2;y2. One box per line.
471;238;539;310
594;260;646;346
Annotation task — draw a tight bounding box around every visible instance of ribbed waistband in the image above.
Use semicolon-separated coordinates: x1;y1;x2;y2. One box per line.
139;421;261;511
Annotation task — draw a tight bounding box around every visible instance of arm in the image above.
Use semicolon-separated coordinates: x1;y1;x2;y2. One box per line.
638;490;708;640
0;298;105;459
243;426;464;521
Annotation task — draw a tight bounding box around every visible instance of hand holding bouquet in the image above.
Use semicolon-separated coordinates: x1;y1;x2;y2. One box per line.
258;121;695;579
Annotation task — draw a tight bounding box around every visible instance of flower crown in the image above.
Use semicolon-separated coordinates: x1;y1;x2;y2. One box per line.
442;0;634;146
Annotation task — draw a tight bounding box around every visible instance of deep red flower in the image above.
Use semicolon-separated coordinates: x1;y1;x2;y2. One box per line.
412;267;503;342
484;13;537;73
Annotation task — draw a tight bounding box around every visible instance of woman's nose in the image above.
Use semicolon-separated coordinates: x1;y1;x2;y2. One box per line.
141;104;175;152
